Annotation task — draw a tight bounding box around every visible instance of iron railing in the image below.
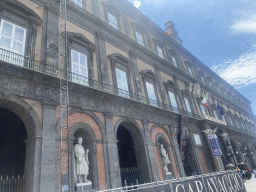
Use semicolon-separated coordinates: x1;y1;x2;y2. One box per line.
0;48;202;120
0;48;255;135
0;175;24;192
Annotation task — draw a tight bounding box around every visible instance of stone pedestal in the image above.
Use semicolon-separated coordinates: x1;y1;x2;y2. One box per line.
77;182;92;192
165;173;173;180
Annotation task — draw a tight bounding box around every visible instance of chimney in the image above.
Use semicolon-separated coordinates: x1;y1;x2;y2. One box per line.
165;21;182;44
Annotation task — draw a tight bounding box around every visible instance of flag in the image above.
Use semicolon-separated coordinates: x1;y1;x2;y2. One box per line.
217;102;225;116
180;116;188;161
202;93;209;109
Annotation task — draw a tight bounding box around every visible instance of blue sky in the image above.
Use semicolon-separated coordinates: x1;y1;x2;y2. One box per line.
128;0;256;116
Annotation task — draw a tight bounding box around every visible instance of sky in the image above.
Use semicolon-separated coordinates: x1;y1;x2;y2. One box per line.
128;0;256;116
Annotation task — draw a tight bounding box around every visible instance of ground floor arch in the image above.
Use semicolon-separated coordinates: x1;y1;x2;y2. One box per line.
116;121;151;186
177;130;199;176
0;98;41;192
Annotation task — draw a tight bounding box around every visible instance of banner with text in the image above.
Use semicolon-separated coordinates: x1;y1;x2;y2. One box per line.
208;134;223;156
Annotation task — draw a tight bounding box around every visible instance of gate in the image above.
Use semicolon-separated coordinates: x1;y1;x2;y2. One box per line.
0;175;24;192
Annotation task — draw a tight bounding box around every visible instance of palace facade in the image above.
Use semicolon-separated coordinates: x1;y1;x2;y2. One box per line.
0;0;255;191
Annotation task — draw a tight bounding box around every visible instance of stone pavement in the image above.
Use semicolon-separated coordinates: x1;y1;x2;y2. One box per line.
244;177;256;192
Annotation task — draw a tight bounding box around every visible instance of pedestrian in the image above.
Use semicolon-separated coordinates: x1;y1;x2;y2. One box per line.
252;169;256;178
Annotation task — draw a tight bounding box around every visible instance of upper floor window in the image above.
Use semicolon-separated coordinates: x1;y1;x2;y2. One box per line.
184;97;191;113
0;20;26;56
71;0;82;7
213;110;218;119
146;81;157;106
135;31;144;46
156;46;164;59
171;56;177;67
187;66;193;77
200;104;206;115
116;68;129;98
227;114;233;126
71;50;88;85
168;91;178;108
107;12;118;30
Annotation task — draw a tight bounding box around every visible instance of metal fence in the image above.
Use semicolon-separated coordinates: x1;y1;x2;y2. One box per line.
0;175;24;192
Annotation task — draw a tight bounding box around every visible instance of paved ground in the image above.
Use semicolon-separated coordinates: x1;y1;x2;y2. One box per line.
244;177;256;192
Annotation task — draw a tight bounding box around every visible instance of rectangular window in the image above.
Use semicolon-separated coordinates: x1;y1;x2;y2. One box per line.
200;104;206;116
146;82;157;106
201;76;205;84
221;115;226;122
116;68;129;98
168;91;177;109
71;0;82;7
184;98;191;113
0;20;27;66
107;12;118;30
187;67;193;77
171;56;177;67
156;46;164;59
71;50;88;85
213;110;218;119
135;31;144;46
228;116;233;126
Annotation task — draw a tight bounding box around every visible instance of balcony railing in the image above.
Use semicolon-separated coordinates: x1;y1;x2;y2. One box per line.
0;48;201;120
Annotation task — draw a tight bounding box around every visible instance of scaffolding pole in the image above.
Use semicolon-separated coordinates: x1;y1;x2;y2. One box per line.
59;0;69;191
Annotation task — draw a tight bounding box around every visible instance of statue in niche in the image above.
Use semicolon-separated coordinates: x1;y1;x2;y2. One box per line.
160;144;171;174
74;137;90;183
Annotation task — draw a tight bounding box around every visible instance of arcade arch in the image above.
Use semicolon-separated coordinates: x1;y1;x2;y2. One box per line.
115;120;151;186
0;98;41;192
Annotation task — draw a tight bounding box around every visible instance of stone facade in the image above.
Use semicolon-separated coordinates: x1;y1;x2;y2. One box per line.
0;0;255;192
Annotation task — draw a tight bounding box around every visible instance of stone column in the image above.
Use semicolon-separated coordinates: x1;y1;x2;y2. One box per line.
96;33;110;85
143;121;161;181
202;129;225;172
40;103;57;191
104;113;122;188
219;133;237;166
154;65;168;105
129;51;144;96
169;128;186;177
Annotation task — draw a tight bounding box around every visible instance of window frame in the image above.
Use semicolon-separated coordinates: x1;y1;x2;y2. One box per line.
156;45;164;59
70;0;83;7
109;54;133;98
168;50;181;68
135;31;144;47
200;104;207;116
67;33;95;83
140;70;160;106
103;3;121;31
183;97;192;113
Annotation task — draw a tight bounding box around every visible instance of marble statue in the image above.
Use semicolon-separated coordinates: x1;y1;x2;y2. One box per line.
160;144;171;174
74;137;90;183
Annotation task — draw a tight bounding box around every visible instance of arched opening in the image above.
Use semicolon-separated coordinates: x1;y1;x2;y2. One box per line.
116;122;150;186
157;136;173;178
177;130;199;176
217;135;229;167
72;128;96;189
0;108;27;177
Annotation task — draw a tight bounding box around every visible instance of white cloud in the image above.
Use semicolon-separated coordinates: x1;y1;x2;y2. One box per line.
230;14;256;34
211;45;256;89
128;0;142;8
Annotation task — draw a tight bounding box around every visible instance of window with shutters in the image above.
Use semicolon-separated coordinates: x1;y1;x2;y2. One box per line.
71;0;82;7
168;91;178;109
146;81;157;106
200;104;206;116
71;50;88;85
116;68;129;98
156;46;164;59
184;98;191;113
107;12;118;30
0;20;27;66
135;31;144;46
